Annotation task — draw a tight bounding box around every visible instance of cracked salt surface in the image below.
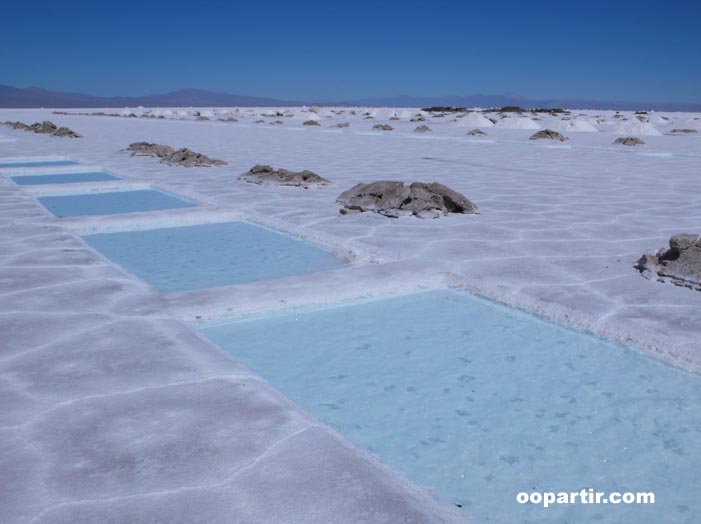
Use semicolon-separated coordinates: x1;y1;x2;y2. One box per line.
201;290;701;524
1;106;700;523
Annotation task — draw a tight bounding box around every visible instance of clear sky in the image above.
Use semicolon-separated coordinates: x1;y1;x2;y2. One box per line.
2;0;699;103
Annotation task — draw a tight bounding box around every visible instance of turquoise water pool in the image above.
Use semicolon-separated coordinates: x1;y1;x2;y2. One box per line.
83;222;342;292
201;290;701;524
0;160;78;168
12;171;120;185
38;189;196;217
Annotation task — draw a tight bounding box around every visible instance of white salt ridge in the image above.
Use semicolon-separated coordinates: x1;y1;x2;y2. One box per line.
494;116;541;130
610;119;663;136
453;112;495;127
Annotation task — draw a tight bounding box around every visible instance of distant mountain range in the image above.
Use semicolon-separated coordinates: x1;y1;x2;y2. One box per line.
1;84;700;111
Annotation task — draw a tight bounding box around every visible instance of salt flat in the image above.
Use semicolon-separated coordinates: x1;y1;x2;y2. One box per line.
1;106;700;523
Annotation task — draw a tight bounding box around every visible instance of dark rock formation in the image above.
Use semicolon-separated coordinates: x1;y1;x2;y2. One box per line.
613;136;646;146
303;120;320;126
421;106;468;113
467;129;487;136
4;120;81;137
529;129;568;141
670;129;697;134
123;142;225;167
636;234;701;291
414;125;432;133
332;122;350;128
3;121;30;130
161;148;227;167
373;124;393;131
337;180;478;219
124;142;175;158
53;126;82;138
239;164;331;188
29;121;58;134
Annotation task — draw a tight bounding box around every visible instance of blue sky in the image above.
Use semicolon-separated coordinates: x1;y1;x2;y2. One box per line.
2;0;700;102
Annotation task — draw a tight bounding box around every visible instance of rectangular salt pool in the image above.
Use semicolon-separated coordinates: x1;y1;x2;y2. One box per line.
38;189;196;217
201;290;701;524
83;222;342;292
12;171;121;185
0;160;78;168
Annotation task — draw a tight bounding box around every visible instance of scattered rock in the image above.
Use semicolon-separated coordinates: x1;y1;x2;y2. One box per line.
161;148;227;167
414;125;432;133
3;121;30;130
670;129;697;134
52;127;82;138
239;164;331;188
529;129;568;141
4;120;81;138
195;116;210;121
613;136;645;146
636;234;701;291
337;181;478;218
29;121;58;134
467;129;487;136
303;120;320;126
123;142;225;167
124;142;175;158
217;117;238;122
410;115;427;122
373;124;393;131
332;122;350;128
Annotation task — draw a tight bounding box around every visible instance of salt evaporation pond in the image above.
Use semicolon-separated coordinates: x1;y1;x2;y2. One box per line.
12;171;120;185
201;290;701;524
83;222;342;292
0;160;78;168
38;189;196;217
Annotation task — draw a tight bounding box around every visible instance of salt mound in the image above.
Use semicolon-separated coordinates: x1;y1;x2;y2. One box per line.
453;113;495;128
494;117;541;130
671;118;701;130
550;118;598;133
611;119;662;136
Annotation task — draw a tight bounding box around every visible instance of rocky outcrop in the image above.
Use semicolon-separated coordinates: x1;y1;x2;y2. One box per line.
414;125;432;133
123;142;226;167
3;121;30;130
124;142;175;158
239;164;331;188
4;120;81;138
670;129;697;134
332;122;350;128
613;136;645;146
337;180;478;219
529;129;568;141
29;121;58;134
636;234;701;291
161;148;227;167
303;120;320;126
373;124;393;131
467;129;487;136
53;127;82;138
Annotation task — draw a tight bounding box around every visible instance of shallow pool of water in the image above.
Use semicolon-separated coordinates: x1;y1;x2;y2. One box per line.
83;222;342;292
38;189;196;217
12;171;120;185
201;290;701;524
0;160;78;168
